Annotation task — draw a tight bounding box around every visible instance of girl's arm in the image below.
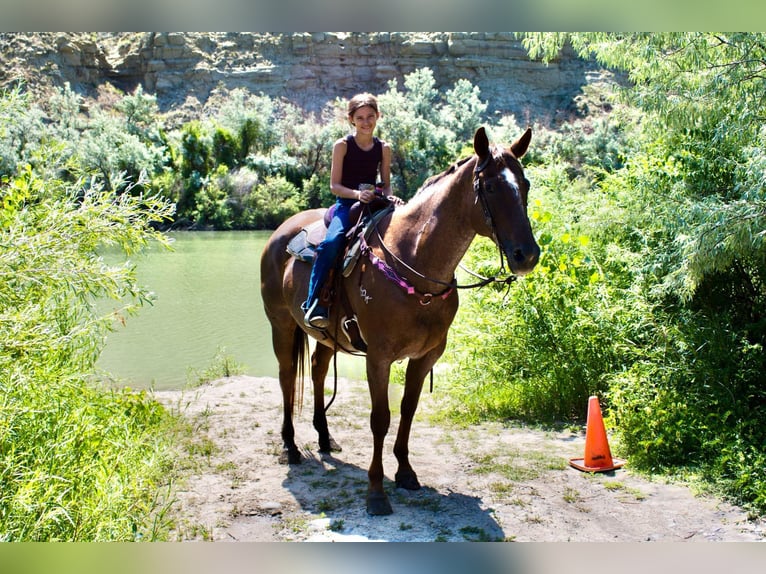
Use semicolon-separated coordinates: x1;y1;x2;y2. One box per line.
379;142;392;195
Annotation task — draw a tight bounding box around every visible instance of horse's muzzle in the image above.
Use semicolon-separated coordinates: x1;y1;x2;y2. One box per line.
505;241;540;276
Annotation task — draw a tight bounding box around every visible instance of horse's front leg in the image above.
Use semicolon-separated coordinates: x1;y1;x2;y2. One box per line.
366;358;393;515
394;345;444;490
311;343;342;453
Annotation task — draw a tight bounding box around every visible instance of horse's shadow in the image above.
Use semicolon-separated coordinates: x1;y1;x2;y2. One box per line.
281;448;506;542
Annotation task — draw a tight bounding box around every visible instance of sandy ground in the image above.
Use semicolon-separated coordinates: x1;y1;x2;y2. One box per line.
153;375;764;543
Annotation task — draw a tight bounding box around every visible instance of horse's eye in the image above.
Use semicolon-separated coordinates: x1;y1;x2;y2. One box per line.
485;182;494;193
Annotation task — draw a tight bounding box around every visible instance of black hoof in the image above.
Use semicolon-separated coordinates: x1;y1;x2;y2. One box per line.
278;447;302;465
319;436;342;453
366;491;393;515
395;470;421;490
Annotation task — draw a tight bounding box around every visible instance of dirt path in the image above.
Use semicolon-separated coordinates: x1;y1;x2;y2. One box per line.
154;375;764;542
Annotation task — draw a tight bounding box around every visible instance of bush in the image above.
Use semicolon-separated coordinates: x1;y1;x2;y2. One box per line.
245;174;304;229
446;165;626;423
0;111;178;538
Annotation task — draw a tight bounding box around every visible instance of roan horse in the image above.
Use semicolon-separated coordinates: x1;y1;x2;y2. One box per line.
260;127;539;515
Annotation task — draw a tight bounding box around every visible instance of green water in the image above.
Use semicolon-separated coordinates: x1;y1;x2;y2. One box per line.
97;231;366;389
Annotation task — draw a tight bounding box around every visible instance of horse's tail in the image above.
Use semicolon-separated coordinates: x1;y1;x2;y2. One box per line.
292;325;308;414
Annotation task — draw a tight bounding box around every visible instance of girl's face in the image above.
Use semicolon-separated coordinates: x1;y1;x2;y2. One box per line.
350;105;379;133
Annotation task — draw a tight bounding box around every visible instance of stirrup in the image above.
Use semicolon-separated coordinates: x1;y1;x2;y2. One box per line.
304;299;329;329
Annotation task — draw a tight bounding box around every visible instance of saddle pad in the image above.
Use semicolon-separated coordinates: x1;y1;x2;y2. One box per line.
286;219;327;263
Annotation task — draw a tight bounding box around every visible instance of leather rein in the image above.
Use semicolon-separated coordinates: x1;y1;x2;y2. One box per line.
365;153;518;304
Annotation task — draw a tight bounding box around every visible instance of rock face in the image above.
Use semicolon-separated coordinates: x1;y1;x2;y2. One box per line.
0;32;605;124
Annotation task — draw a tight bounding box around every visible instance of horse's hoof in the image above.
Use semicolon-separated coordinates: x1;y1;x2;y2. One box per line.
319;436;342;453
278;447;302;465
395;470;421;490
366;491;393;516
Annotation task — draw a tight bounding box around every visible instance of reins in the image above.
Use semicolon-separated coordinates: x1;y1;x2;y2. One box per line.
367;153;519;297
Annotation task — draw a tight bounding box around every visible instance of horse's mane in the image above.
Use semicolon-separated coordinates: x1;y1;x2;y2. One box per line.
415;155;473;196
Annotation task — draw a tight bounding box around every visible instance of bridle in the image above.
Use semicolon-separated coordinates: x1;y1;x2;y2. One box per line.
367;152;520;304
471;150;521;289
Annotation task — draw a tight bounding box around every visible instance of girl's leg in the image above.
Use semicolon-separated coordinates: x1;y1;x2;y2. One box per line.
304;204;351;326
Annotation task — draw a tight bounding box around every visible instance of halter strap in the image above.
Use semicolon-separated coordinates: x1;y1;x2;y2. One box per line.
474;153;492;175
473;152;511;275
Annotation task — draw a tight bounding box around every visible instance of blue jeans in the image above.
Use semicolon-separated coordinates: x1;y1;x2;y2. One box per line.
305;199;353;306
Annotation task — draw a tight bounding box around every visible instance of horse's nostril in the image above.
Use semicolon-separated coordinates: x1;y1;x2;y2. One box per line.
513;248;525;263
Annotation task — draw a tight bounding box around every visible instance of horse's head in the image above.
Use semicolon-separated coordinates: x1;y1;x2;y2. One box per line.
470;126;540;276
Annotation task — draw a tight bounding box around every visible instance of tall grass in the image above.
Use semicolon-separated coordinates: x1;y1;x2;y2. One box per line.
445;162;630;424
0;111;179;539
0;368;176;540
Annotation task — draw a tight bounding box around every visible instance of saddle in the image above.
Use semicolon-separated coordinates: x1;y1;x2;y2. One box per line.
286;197;391;266
286;198;394;352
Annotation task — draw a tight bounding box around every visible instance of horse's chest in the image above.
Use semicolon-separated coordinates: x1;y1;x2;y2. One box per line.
359;301;456;355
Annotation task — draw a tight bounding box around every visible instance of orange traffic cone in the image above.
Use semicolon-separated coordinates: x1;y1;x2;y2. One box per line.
569;396;625;472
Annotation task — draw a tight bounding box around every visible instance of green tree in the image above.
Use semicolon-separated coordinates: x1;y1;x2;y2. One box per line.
0;85;46;179
378;69;460;196
440;78;488;142
513;32;766;510
176;121;212;219
520;33;766;301
246;174;304;228
116;84;161;143
1;86;177;538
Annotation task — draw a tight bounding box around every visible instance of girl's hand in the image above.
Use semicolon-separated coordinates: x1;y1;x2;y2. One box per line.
358;188;375;203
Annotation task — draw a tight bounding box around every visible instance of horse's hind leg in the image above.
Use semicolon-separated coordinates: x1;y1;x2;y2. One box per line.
273;325;305;465
311;343;342;453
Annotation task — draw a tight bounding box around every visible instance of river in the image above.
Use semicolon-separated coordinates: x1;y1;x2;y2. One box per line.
96;231;366;389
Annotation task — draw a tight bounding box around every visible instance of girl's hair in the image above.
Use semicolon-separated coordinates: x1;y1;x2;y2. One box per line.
347;93;379;118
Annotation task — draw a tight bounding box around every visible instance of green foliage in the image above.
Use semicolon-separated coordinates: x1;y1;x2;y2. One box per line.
441;78;488;142
1;89;178;539
0;371;176;541
447;165;626;423
211;126;239;169
186;346;245;387
377;67;485;197
245;174;304;229
191;164;235;229
521;33;766;301
5;70;497;229
510;32;766;512
0;85;47;179
115;85;162;143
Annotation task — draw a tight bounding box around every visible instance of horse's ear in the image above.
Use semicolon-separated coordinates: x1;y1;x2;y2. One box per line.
473;126;490;159
510;127;532;158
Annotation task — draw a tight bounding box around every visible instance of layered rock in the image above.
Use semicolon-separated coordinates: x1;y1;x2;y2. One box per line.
0;32;606;124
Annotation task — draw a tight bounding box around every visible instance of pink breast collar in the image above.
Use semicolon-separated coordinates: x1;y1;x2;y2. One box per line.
359;236;455;305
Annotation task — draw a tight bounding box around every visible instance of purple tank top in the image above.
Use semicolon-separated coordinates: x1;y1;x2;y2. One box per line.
341;134;382;191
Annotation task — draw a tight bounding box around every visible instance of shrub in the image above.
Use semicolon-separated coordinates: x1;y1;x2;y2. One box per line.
0;103;178;538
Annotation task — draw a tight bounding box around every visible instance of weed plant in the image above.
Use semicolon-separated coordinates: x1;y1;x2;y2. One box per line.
1;96;178;539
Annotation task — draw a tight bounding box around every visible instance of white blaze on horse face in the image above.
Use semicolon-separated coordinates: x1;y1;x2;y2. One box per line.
501;167;520;200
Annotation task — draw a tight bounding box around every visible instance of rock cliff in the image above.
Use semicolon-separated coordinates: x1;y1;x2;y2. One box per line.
0;32;609;125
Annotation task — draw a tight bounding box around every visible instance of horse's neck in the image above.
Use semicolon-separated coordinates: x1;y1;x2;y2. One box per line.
386;164;477;288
